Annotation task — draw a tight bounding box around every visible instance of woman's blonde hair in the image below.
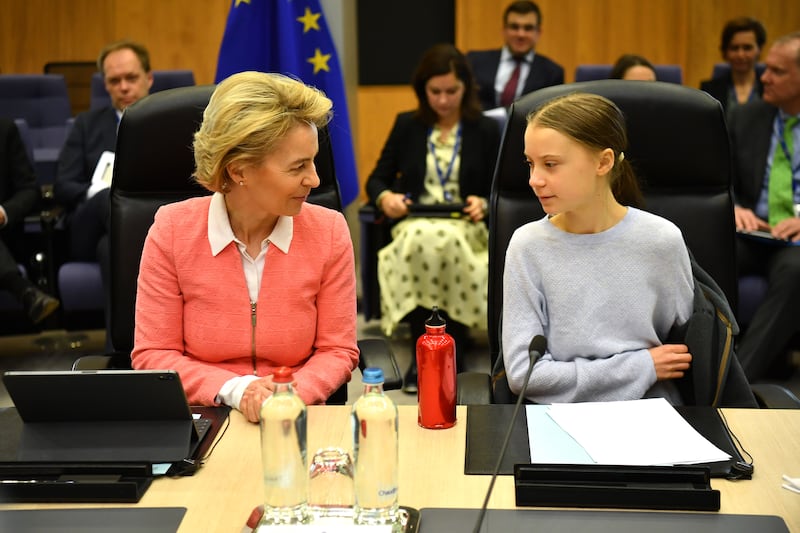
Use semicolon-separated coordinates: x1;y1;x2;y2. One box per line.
193;71;332;192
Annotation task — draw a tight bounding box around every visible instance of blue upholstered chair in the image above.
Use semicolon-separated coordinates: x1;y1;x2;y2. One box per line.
574;64;684;84
0;74;72;185
89;70;196;110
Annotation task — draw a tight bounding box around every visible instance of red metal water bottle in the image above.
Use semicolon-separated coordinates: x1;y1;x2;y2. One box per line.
415;306;457;429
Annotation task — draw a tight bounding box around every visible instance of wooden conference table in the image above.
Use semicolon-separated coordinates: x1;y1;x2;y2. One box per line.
1;405;798;532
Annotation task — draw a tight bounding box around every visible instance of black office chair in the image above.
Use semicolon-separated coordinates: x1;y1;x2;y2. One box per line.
457;80;799;409
72;85;400;404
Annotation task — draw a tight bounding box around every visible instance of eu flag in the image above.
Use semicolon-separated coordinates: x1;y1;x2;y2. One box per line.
215;0;359;207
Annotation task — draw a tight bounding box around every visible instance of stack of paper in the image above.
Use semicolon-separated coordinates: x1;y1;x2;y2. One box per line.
527;398;731;466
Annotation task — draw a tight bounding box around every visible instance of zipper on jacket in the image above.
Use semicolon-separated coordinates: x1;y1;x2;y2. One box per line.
250;301;257;375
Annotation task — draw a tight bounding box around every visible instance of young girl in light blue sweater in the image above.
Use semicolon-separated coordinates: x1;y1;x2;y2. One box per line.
502;93;695;404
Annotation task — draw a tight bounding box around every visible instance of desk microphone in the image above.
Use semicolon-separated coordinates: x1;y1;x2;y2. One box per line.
472;335;547;533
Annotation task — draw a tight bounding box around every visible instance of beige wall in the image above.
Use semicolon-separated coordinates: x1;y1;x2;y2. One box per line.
1;0;797;201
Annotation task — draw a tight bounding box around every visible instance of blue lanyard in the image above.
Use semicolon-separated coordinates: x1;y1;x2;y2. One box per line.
428;123;462;202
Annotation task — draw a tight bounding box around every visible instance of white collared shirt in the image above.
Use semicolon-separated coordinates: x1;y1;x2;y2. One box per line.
494;47;535;107
207;192;294;408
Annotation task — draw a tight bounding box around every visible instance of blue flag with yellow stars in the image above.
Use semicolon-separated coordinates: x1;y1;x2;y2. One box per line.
216;0;359;206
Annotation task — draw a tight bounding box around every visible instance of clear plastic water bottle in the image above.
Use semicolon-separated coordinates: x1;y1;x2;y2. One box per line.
259;366;309;525
351;367;399;525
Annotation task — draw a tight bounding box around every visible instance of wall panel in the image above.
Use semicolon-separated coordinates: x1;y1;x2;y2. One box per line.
1;0;797;200
0;0;228;84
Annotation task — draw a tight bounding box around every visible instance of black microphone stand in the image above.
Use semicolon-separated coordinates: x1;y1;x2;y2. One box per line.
472;335;546;533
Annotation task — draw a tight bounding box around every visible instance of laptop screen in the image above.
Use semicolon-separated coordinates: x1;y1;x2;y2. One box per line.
2;370;202;463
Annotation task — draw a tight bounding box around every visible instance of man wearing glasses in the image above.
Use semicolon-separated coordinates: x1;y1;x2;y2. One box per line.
467;1;564;112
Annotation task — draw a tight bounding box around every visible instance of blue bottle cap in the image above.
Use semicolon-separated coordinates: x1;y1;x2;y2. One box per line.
362;367;384;384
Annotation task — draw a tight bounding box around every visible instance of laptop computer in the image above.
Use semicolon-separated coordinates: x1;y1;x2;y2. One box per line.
736;229;800;246
407;203;467;219
2;370;212;464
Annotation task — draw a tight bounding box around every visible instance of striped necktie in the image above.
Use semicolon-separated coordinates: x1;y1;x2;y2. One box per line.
500;58;522;108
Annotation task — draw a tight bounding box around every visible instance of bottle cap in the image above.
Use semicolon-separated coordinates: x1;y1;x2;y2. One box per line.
425;306;446;328
273;366;294;383
362;367;385;384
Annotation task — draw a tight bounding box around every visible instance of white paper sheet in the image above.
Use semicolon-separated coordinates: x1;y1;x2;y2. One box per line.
527;398;731;466
86;150;115;200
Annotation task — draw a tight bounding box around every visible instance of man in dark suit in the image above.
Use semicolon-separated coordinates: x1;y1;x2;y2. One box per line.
0;119;60;323
728;31;800;381
54;40;152;342
466;1;564;111
54;40;153;264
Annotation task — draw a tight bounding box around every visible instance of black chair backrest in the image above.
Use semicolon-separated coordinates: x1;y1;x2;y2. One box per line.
487;80;735;364
110;85;342;353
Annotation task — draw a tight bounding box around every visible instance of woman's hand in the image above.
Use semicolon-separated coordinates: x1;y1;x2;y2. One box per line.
464;195;488;222
649;344;692;380
379;192;411;219
239;376;276;423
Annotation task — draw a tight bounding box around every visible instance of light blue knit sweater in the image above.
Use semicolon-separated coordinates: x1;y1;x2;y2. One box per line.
502;207;694;404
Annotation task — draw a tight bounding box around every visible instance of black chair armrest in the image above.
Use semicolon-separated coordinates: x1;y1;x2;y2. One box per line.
358;204;392;321
358;203;380;224
751;383;800;409
457;371;493;405
357;337;402;391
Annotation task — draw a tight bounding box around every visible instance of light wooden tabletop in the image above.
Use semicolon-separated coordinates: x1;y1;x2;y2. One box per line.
2;405;798;532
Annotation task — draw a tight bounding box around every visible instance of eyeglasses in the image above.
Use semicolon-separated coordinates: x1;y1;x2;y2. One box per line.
505;23;538;32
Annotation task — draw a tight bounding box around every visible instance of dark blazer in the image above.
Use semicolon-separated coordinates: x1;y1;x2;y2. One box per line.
727;99;776;209
700;72;763;114
0;119;38;227
467;49;564;111
670;253;757;408
0;119;38;272
365;111;501;207
53;107;118;211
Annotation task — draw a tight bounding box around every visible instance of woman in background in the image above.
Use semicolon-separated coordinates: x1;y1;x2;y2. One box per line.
609;54;657;81
700;17;766;113
366;43;500;393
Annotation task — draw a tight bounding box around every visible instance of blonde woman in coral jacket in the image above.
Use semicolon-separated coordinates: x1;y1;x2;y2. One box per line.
131;72;358;423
